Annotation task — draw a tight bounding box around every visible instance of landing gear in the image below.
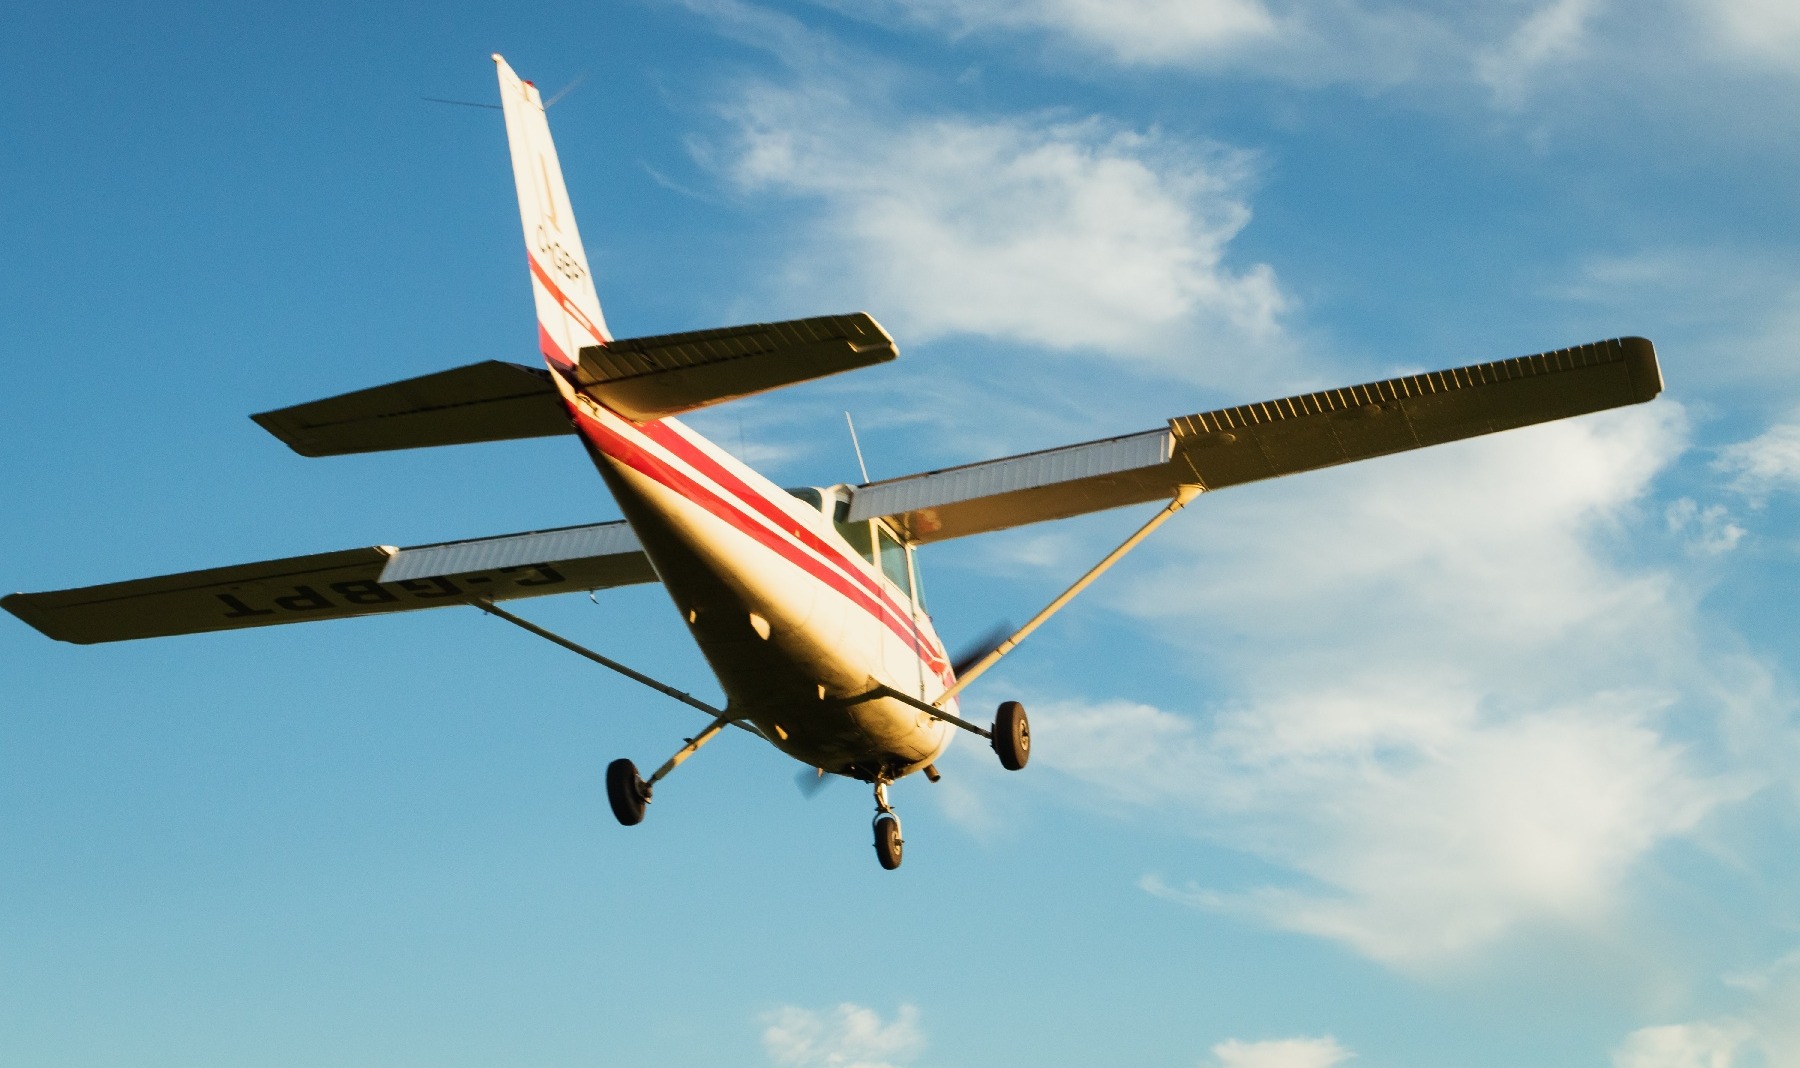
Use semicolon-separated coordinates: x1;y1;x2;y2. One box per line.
605;714;734;828
606;757;649;826
872;780;904;870
992;700;1030;770
874;815;903;870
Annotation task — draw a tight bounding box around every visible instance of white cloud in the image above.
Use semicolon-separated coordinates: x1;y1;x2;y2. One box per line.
864;0;1462;83
761;1003;923;1068
1716;412;1800;505
716;83;1291;385
1477;0;1604;109
1612;1022;1750;1068
1126;406;1687;661
1555;248;1800;404
1690;0;1800;69
1622;950;1800;1067
968;404;1765;965
832;0;1800;114
1062;681;1732;965
1665;498;1745;555
1210;1035;1353;1068
893;0;1281;65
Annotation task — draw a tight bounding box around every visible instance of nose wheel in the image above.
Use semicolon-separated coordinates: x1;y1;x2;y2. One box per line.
872;780;904;870
874;814;903;869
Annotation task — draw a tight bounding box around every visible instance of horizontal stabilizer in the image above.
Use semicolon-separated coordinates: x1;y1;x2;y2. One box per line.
252;361;571;457
3;520;654;644
573;312;897;421
853;336;1662;542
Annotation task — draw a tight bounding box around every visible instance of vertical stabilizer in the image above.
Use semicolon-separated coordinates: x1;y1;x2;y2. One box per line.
494;54;612;369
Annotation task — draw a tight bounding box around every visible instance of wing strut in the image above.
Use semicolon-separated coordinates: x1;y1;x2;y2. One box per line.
934;486;1202;709
470;597;760;737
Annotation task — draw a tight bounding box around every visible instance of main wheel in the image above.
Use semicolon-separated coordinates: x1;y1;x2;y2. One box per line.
874;815;904;870
605;758;649;826
992;700;1030;770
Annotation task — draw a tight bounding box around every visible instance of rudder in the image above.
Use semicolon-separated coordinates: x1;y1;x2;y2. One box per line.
494;54;612;369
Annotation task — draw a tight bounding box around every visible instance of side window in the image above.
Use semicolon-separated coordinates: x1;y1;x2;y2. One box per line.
786;487;823;511
834;498;875;564
877;525;912;602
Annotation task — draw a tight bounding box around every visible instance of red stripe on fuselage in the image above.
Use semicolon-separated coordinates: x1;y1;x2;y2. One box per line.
640;424;905;631
568;402;950;681
644;420;949;677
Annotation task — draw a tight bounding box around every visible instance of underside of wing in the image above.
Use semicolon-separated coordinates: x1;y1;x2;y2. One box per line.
855;336;1663;543
848;428;1178;541
3;521;656;644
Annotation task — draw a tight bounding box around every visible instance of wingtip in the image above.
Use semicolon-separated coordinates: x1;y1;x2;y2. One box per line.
1618;335;1664;401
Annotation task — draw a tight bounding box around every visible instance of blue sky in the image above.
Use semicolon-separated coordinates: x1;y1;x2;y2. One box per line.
6;1;1800;1065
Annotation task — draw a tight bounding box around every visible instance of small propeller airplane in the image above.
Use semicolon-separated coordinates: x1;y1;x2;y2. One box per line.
4;56;1665;870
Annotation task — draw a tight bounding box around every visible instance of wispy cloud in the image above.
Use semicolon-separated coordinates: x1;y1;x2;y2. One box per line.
1557;249;1800;391
761;1003;923;1068
948;405;1772;966
1477;0;1604;109
1664;498;1746;555
1610;948;1800;1066
817;0;1800;120
1611;1021;1751;1068
887;0;1282;65
1210;1035;1354;1068
1691;0;1800;70
711;81;1292;386
1716;411;1800;506
1076;681;1733;965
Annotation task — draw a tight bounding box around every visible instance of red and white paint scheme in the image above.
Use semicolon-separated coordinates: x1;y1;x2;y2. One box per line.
496;56;962;807
3;56;1666;871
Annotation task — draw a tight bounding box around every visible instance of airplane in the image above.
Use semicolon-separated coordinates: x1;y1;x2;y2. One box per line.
3;56;1665;870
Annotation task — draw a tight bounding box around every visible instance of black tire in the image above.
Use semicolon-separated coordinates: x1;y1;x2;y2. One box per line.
874;815;904;870
606;758;649;826
992;700;1030;770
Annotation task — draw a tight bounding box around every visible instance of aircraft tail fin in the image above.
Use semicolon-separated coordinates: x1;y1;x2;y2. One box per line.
494;54;612;369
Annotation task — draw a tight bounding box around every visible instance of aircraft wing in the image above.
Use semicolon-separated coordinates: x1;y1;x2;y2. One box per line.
852;336;1663;543
3;521;656;644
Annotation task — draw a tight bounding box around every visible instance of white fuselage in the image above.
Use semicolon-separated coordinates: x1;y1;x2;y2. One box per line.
562;386;957;782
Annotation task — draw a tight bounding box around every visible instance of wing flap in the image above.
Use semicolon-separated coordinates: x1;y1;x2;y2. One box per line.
4;521;654;644
856;337;1662;543
574;312;897;421
252;361;571;457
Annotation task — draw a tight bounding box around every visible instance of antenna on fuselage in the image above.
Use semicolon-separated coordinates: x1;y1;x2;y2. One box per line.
844;411;872;484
